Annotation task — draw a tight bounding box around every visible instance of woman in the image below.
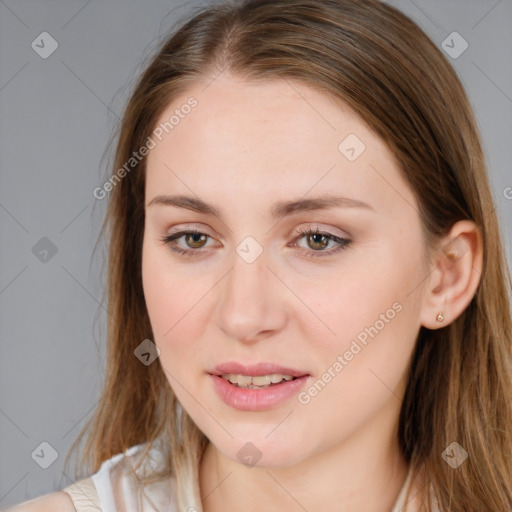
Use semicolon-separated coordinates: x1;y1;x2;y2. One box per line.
9;0;512;511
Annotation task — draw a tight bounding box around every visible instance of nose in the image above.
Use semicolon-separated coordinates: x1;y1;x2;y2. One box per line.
215;247;288;344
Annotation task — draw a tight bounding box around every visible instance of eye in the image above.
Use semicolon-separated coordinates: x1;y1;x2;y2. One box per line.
159;226;351;259
159;230;214;257
292;226;351;258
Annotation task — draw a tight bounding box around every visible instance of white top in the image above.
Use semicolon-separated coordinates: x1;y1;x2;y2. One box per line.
62;442;437;512
62;441;178;512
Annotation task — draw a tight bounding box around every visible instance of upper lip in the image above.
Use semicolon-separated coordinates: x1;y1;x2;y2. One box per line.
210;362;310;377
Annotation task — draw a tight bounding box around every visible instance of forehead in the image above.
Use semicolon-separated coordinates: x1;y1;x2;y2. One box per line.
145;73;414;216
150;73;369;159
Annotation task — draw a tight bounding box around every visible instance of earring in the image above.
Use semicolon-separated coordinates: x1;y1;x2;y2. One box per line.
436;312;445;322
447;250;458;261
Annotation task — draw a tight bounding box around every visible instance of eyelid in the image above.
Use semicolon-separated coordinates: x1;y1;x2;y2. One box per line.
292;222;351;239
165;222;350;241
160;223;352;260
165;223;214;236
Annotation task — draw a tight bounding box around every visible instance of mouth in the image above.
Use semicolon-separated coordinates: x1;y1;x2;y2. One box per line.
209;361;310;390
209;370;311;411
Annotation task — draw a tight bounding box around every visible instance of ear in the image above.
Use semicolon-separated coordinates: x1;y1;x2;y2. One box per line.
419;220;483;329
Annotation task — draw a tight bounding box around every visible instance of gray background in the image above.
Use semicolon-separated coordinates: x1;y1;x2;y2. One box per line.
1;0;511;508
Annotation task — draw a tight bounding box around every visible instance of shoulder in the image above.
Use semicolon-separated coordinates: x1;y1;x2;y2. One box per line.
3;491;77;512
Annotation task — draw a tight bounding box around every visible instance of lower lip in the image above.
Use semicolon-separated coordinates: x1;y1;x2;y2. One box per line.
210;374;310;411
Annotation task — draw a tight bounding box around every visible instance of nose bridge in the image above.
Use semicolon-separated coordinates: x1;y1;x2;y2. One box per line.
216;240;285;341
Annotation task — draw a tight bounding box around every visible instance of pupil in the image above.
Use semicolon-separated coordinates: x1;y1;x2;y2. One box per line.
187;233;205;247
310;234;326;249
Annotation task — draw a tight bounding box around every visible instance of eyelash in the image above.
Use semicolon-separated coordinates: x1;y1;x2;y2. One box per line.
159;226;351;259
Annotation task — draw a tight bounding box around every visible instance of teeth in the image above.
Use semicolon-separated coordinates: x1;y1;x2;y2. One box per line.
252;375;272;386
221;373;296;388
236;374;252;387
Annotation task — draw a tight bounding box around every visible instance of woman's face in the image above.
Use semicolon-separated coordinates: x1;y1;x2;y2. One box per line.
142;73;429;467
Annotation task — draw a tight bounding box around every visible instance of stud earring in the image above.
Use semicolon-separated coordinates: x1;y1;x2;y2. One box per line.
447;250;458;261
436;312;445;322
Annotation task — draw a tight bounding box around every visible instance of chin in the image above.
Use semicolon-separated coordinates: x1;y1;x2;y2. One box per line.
216;434;309;469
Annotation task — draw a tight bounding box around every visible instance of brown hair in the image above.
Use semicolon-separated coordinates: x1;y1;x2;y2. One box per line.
64;1;512;510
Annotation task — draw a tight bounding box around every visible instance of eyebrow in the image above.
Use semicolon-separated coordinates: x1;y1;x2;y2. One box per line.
147;194;374;221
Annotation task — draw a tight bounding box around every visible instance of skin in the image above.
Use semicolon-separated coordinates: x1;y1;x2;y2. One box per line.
141;73;483;512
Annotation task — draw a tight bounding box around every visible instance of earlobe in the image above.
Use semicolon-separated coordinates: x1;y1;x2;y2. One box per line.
420;220;483;330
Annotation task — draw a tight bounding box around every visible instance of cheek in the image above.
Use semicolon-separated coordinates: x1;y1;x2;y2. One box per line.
142;247;173;338
296;244;422;387
294;271;419;445
142;238;195;334
295;245;420;338
141;241;213;378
